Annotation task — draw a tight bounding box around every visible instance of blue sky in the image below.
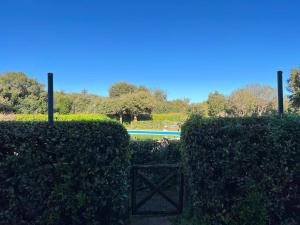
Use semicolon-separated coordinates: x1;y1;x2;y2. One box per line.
1;0;300;102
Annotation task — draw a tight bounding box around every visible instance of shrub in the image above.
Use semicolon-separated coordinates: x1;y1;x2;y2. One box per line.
129;140;181;165
173;215;212;225
228;186;269;225
152;113;187;123
181;115;300;225
15;113;112;121
0;121;130;225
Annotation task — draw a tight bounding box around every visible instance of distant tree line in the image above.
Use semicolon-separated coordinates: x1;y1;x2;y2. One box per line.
1;69;300;122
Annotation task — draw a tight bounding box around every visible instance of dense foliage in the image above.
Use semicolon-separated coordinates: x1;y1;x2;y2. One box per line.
129;140;181;165
207;92;226;117
105;90;156;123
5;113;186;130
181;115;299;225
0;72;47;113
225;84;278;116
187;102;209;117
109;82;139;97
152;113;188;122
288;68;300;111
1;72;293;122
15;113;111;121
0;121;130;225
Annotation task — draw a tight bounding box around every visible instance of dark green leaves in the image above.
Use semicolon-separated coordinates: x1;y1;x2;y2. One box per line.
181;115;300;225
0;121;130;225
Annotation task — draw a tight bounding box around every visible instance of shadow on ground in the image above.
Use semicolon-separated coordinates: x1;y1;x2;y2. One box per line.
131;216;174;225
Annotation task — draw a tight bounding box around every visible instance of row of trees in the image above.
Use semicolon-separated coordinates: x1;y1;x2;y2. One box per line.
187;85;287;118
1;70;300;122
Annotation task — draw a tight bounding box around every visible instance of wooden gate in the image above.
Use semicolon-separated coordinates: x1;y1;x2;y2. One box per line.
131;164;184;215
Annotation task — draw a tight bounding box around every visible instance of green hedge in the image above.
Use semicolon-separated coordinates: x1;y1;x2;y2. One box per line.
15;113;111;121
13;113;185;122
181;115;300;225
152;113;187;123
129;140;181;165
0;121;130;225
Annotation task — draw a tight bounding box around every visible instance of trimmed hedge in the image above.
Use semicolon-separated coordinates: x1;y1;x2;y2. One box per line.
15;113;112;121
152;113;188;123
181;115;300;225
129;140;181;165
0;121;130;225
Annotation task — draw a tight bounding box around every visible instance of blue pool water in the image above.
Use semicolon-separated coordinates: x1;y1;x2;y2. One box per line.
127;130;180;136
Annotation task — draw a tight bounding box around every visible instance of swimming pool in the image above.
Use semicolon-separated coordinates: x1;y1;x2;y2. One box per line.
127;130;181;136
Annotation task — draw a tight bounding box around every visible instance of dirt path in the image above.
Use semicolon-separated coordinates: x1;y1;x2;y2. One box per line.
131;216;173;225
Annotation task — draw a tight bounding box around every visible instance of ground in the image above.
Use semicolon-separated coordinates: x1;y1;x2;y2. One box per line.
131;216;173;225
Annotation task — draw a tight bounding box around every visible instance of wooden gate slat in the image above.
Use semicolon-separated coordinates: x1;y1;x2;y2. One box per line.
136;171;178;210
131;164;184;215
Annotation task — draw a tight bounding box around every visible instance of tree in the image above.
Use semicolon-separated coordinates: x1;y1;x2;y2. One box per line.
104;97;127;123
226;84;277;116
54;92;73;114
167;98;190;113
0;96;13;113
0;72;47;113
123;90;155;122
288;68;300;110
18;95;47;114
108;82;138;98
207;91;226;117
226;89;257;116
153;89;167;101
151;89;169;113
245;84;277;115
65;92;106;114
187;101;209;117
105;90;155;123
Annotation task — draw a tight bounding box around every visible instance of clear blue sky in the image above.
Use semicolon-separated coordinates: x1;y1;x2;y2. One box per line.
1;0;300;102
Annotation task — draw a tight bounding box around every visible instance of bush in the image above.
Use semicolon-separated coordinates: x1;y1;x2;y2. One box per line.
181;115;300;225
228;186;269;225
152;113;187;123
129;140;181;165
175;188;269;225
173;215;212;225
0;121;130;225
15;113;112;121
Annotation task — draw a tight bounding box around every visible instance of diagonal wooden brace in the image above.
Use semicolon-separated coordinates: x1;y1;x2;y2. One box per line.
136;170;178;210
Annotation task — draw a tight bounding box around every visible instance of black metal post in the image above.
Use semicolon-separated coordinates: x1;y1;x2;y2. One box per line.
48;73;54;124
277;71;284;115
